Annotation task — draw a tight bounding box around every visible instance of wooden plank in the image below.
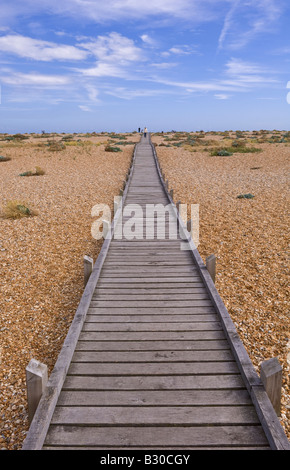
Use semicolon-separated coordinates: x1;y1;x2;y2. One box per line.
99;272;202;278
82;321;222;331
51;405;259;425
68;362;238;376
44;425;269;448
62;374;246;390
86;308;218;324
78;330;225;341
94;286;206;294
89;300;213;307
91;293;210;301
75;339;229;351
100;266;199;272
96;278;203;284
86;312;218;322
96;282;204;288
58;389;252;406
88;307;217;315
103;260;194;265
71;349;233;363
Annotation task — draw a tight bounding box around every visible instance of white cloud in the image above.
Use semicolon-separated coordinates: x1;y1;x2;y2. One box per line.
0;34;88;61
218;0;284;50
169;46;191;55
76;32;145;79
149;56;279;96
214;93;230;99
161;44;200;57
140;34;158;47
104;87;170;100
79;32;143;63
0;0;211;25
85;85;100;102
224;58;278;86
1;72;70;86
77;62;126;78
79;105;92;112
151;62;178;69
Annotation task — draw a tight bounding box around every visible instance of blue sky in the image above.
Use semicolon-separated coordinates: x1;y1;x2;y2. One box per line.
0;0;289;133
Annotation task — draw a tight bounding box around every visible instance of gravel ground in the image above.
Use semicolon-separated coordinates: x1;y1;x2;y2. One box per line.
0;130;289;449
151;130;289;440
0;132;138;449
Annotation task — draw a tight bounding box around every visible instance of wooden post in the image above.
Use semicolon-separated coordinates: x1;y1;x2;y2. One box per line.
119;188;124;196
206;254;216;283
84;255;93;287
170;189;174;199
260;357;282;416
26;359;48;424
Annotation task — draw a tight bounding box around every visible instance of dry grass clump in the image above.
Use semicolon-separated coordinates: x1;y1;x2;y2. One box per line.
105;144;122;152
19;166;45;177
1;200;38;219
47;140;65;152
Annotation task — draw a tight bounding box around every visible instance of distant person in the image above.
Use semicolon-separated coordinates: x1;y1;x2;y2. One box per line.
144;127;148;138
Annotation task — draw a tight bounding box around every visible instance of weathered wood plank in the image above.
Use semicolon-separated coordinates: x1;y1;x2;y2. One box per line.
78;330;225;341
68;361;238;376
75;339;229;351
82;321;222;331
62;373;246;391
91;293;210;301
94;286;206;294
44;425;269;448
100;267;199;273
88;307;217;315
85;313;219;322
58;389;251;406
51;405;259;425
89;300;213;308
71;349;233;363
96;278;203;284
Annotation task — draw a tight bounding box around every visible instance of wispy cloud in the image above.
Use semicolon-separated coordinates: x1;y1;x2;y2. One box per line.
0;0;219;26
224;57;278;85
0;34;88;61
78;32;143;63
1;71;70;86
214;93;231;99
148;56;279;96
140;34;158;47
161;44;200;57
79;105;93;112
104;86;171;100
218;0;284;50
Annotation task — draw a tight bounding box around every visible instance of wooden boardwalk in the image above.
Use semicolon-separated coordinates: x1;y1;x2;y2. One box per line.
22;134;289;450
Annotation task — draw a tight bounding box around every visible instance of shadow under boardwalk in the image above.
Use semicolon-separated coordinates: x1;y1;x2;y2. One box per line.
22;135;290;450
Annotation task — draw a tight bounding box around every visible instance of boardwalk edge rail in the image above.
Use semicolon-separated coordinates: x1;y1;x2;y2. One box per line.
22;144;138;450
150;136;290;451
